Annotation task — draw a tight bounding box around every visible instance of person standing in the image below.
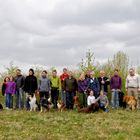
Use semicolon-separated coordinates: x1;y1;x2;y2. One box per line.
24;68;38;110
110;69;122;109
5;76;16;109
87;71;100;98
126;67;140;109
38;70;51;101
50;70;61;108
60;68;69;106
77;73;88;107
64;71;78;109
98;70;110;95
15;69;25;110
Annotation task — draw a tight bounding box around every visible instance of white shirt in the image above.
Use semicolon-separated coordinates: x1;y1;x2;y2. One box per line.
126;74;140;88
87;95;96;106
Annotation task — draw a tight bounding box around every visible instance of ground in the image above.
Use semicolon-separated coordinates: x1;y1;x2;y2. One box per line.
0;109;140;140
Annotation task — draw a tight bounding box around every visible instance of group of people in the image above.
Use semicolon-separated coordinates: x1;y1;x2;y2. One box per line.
1;67;140;112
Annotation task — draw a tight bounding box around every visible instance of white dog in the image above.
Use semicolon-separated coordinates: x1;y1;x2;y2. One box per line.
28;94;38;111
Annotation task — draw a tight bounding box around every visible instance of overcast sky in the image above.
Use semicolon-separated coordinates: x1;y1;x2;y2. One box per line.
0;0;140;73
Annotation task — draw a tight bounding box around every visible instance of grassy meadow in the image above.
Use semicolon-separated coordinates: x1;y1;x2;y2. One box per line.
0;108;140;140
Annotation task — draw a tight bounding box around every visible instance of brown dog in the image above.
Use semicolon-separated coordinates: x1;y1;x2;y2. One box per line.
57;100;66;112
73;96;80;107
123;95;137;110
78;103;99;113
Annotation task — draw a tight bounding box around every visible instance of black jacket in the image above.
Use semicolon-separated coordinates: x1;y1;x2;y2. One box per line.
64;77;78;92
24;75;38;94
98;77;110;93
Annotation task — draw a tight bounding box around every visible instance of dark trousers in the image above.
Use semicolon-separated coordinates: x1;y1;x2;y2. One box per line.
39;91;49;100
51;88;59;108
66;91;75;109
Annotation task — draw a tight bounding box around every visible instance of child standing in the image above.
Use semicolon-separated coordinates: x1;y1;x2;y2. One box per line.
99;90;109;112
5;76;16;109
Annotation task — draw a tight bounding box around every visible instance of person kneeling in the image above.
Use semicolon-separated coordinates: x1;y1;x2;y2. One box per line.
99;90;109;112
87;90;99;112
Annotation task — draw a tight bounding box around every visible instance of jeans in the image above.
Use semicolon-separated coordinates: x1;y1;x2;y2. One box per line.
100;103;108;112
66;92;75;109
61;90;66;106
15;88;24;109
6;94;13;108
111;90;119;108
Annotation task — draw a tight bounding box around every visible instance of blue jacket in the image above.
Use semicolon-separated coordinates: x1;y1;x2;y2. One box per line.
87;78;100;96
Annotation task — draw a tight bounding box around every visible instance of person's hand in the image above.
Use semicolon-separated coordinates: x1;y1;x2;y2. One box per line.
101;81;105;84
111;89;115;92
117;89;121;92
138;88;140;92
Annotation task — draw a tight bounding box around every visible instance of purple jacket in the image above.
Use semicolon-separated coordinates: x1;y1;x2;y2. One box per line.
78;79;88;93
5;81;16;94
110;75;122;90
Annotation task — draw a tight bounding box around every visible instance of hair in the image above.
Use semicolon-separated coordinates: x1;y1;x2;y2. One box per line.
52;69;57;73
16;69;21;72
114;68;119;72
42;70;47;74
63;68;67;71
4;76;10;82
29;68;34;75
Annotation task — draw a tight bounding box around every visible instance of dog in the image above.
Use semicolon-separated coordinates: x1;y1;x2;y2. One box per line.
57;100;66;112
119;91;124;107
123;95;137;110
40;98;54;112
73;96;80;108
28;94;39;111
78;103;99;113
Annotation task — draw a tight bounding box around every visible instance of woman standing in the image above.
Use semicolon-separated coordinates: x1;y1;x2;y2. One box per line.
5;76;16;109
77;73;88;107
24;69;38;110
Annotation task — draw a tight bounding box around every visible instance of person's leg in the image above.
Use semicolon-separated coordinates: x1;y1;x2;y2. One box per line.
6;94;9;108
51;90;55;108
111;91;115;108
19;88;24;109
54;89;59;108
61;90;66;106
133;89;140;109
116;90;119;109
26;93;30;110
66;92;70;109
45;92;49;100
83;93;87;107
127;88;133;96
15;90;19;109
69;92;74;109
9;94;12;109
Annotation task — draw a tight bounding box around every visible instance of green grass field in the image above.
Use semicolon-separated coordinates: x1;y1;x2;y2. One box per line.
0;108;140;140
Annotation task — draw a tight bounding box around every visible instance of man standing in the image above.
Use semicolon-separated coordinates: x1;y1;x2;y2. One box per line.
64;71;78;109
50;70;61;108
38;70;51;101
98;70;110;95
110;69;122;109
15;69;25;110
87;71;100;98
126;67;140;109
60;68;69;106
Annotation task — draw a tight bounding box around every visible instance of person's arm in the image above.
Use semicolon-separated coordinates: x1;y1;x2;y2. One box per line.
125;76;128;90
58;77;61;91
87;96;90;106
105;96;109;108
105;77;110;85
110;77;113;90
12;82;16;95
119;77;122;90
